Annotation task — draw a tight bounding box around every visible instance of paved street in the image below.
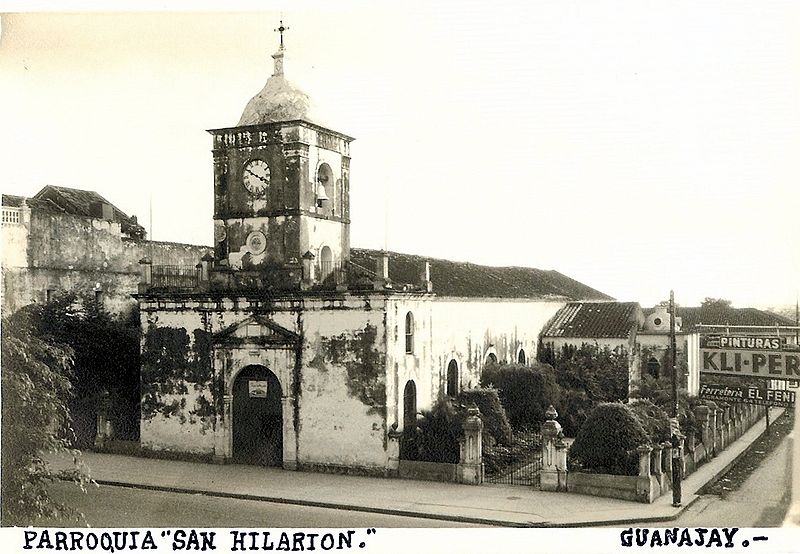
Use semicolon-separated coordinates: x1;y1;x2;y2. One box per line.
666;433;792;527
596;431;793;529
37;481;485;528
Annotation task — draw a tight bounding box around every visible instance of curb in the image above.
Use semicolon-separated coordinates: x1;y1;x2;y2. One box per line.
62;412;779;528
83;479;532;528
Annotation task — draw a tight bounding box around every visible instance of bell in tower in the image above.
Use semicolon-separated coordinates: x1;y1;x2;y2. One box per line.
207;22;353;290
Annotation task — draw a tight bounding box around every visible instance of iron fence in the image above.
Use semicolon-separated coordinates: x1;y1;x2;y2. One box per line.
483;429;543;487
151;264;198;289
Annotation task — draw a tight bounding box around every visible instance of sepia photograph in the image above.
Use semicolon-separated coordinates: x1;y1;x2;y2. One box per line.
1;2;799;551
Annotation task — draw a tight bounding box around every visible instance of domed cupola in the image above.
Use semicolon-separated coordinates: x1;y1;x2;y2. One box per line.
237;31;314;126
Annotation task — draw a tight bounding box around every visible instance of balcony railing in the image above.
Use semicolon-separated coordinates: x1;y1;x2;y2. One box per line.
151;264;198;289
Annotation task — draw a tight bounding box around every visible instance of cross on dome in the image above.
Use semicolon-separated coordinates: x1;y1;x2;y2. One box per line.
274;19;289;49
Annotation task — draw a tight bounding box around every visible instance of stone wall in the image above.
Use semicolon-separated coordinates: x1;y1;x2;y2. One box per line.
1;206;211;315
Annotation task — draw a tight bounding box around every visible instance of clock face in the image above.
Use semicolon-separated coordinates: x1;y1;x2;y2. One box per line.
242;159;270;194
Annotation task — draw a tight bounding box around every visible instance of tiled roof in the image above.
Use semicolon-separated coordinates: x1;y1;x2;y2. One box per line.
645;306;795;332
349;248;612;301
1;194;26;208
32;186;145;238
541;302;641;338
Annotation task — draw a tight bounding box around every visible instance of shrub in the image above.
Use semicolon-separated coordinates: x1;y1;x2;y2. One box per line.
629;375;708;444
556;388;594;438
457;388;512;446
480;363;560;430
407;399;464;463
628;399;671;444
540;343;629;403
568;403;649;476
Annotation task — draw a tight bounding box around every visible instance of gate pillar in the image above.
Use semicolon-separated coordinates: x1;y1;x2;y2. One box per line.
457;405;483;485
540;405;564;492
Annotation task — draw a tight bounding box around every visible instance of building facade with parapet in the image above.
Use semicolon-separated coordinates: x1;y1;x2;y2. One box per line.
1;186;212;317
540;300;796;397
133;38;612;474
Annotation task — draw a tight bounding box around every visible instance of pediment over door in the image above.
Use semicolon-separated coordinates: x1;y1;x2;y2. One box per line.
213;315;300;347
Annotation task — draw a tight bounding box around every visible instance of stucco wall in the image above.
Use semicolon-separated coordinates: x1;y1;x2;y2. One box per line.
301;301;388;469
138;293;390;470
384;296;566;431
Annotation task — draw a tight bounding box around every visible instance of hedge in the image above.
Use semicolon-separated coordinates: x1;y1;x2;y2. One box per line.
568;402;649;476
628;398;671;444
457;388;512;446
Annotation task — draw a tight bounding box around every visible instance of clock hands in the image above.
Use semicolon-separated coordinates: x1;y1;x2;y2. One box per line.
245;168;270;185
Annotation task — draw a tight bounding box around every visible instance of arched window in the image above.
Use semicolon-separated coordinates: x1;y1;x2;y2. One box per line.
485;352;498;366
319;245;333;280
646;357;661;379
517;349;527;365
405;312;414;354
316;163;335;214
446;360;459;397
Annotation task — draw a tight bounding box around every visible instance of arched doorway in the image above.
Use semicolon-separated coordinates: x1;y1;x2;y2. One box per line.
400;380;418;460
485;352;498;366
446;360;458;397
403;380;417;430
232;365;283;466
517;348;527;365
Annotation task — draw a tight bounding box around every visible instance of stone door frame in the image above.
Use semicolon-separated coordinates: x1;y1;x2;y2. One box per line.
210;316;301;470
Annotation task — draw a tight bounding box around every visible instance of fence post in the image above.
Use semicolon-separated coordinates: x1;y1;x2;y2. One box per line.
706;402;718;456
457;404;483;485
387;423;402;476
651;443;664;497
301;251;315;290
138;257;152;293
540;405;563;492
636;445;654;503
555;436;568;491
661;441;673;492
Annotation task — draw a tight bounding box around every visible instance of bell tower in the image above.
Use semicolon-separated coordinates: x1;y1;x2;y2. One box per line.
207;24;353;289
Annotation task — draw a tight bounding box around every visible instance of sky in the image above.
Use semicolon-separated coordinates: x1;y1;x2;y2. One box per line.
1;2;798;309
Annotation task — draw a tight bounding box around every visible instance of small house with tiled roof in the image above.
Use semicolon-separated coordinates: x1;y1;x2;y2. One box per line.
539;302;644;391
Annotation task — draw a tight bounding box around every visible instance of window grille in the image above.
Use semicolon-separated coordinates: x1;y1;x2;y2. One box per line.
2;208;21;225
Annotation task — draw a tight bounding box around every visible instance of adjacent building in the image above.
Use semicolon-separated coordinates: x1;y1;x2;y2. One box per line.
1;186;211;316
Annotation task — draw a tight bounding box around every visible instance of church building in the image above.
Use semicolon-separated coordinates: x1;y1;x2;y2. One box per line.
135;32;610;474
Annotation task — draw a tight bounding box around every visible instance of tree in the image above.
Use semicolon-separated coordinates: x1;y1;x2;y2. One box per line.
700;297;733;309
480;363;560;430
1;308;93;525
30;290;141;445
540;343;630;403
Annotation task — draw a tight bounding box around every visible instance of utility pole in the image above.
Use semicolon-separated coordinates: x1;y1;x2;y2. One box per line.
669;289;682;507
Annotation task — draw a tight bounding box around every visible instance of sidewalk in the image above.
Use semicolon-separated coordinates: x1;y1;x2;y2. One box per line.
50;412;777;527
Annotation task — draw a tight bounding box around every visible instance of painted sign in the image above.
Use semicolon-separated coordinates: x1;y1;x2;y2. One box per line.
699;335;800;382
699;383;796;407
248;380;268;398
